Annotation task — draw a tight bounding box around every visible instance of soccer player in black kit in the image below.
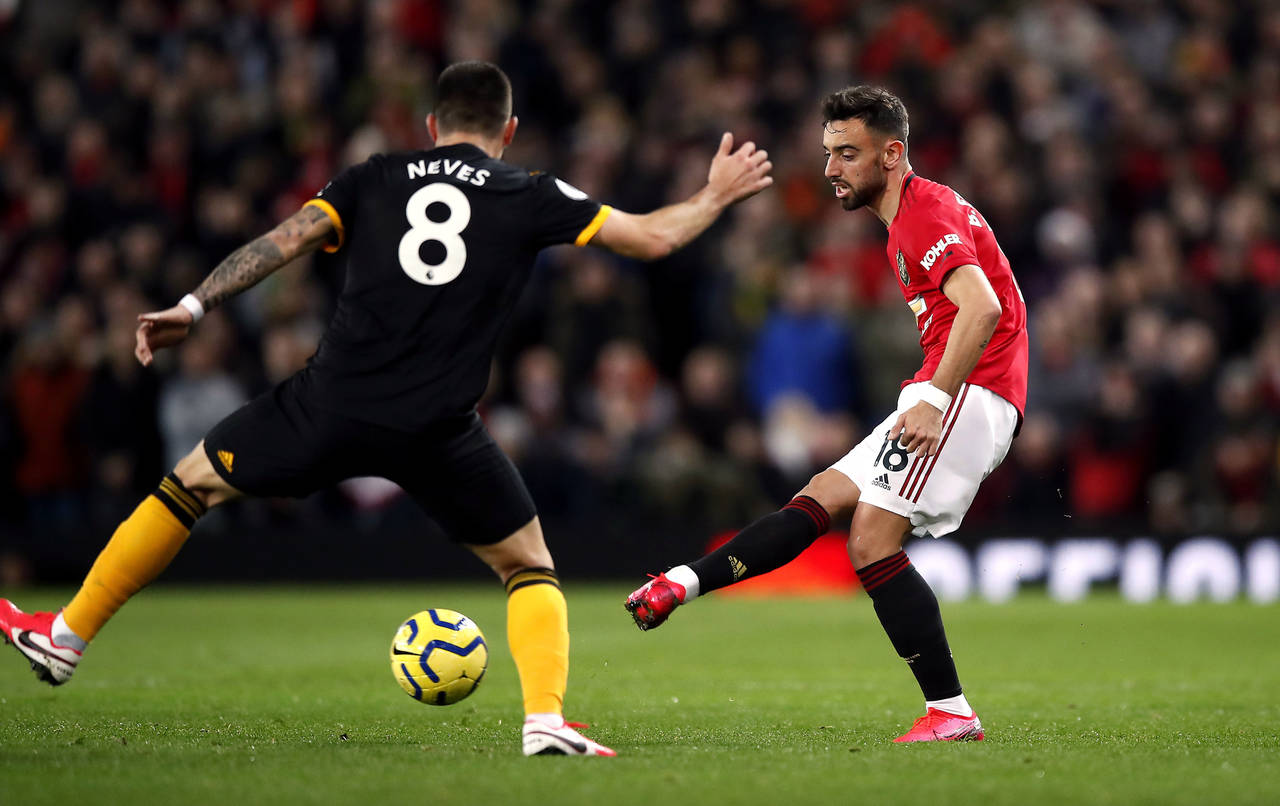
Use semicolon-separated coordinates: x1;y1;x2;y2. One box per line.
0;62;773;757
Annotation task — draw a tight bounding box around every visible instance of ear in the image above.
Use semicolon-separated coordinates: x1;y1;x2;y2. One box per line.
427;114;439;143
502;116;519;147
883;139;906;171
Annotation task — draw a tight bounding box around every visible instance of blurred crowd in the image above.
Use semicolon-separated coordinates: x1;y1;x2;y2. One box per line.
2;0;1278;574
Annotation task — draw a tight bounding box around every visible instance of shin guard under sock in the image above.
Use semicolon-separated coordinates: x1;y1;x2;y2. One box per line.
857;551;962;701
505;568;569;716
63;473;205;641
688;496;830;594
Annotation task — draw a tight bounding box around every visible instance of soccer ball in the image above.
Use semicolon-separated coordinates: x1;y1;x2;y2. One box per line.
390;609;489;706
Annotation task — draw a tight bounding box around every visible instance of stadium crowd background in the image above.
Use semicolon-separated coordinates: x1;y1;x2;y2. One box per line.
1;0;1278;581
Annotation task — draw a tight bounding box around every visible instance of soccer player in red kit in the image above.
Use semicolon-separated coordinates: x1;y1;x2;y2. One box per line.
627;86;1028;743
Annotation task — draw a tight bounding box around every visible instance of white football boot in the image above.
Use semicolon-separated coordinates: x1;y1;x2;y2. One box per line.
522;716;616;756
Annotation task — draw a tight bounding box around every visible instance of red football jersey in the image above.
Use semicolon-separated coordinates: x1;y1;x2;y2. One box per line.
885;172;1028;416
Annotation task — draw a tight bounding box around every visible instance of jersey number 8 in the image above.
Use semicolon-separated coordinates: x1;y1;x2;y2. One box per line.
398;183;470;285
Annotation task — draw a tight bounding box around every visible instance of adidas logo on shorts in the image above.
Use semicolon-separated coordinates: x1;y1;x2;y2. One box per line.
872;473;891;490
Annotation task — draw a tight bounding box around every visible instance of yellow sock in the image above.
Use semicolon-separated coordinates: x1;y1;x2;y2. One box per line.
62;474;206;641
505;568;569;716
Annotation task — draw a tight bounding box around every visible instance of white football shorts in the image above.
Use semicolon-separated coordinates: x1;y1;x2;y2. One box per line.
830;381;1017;538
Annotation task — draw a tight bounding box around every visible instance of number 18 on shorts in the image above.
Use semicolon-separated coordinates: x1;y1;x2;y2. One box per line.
829;382;1018;539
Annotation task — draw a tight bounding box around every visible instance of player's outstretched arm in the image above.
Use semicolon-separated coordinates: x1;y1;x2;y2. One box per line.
134;205;333;366
889;265;1002;456
590;132;772;260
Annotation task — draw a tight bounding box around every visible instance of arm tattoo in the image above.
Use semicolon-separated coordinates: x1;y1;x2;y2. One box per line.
193;236;285;312
191;206;330;311
286;204;331;239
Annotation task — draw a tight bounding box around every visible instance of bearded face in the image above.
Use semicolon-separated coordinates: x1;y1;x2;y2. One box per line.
835;168;887;211
822;119;893;212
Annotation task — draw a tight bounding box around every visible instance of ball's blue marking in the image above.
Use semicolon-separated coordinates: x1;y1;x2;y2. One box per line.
427;609;465;630
403;618;419;645
400;662;424;700
417;636;486;683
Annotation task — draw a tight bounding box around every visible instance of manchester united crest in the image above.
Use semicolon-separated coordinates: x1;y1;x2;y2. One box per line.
896;250;910;285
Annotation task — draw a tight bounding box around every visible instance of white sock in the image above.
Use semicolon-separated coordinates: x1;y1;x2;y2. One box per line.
52;612;87;652
926;693;973;717
664;565;700;602
525;712;564;728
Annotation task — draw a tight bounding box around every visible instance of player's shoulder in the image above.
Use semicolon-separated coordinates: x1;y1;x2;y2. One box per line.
896;174;971;230
525;169;596;201
902;173;964;212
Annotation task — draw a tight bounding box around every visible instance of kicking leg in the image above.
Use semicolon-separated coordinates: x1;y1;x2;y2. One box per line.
466;517;614;757
626;468;859;630
846;503;982;742
1;442;241;685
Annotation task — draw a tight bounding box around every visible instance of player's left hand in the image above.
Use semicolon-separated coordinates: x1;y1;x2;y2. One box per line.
889;401;944;457
706;132;774;206
135;305;195;366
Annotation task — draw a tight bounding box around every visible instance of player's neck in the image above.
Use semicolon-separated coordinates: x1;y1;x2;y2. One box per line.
433;132;504;159
869;164;912;227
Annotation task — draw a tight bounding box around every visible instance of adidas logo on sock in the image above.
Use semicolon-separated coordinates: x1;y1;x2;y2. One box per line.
728;555;747;580
872;473;891;490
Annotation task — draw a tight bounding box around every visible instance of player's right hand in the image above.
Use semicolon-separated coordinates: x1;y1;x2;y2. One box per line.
707;132;773;206
889;401;944;457
135;305;195;366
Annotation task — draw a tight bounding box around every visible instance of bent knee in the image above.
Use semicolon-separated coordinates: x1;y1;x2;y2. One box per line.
797;468;859;520
847;537;900;569
172;442;241;509
846;507;909;568
467;517;555;582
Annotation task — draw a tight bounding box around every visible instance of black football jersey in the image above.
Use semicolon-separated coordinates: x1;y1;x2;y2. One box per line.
298;143;610;431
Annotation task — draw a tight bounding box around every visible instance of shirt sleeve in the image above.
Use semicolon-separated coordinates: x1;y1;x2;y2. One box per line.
529;173;612;248
304;158;376;253
897;196;981;290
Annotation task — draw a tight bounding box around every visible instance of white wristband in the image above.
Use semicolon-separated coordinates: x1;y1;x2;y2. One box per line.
917;382;953;413
178;294;204;323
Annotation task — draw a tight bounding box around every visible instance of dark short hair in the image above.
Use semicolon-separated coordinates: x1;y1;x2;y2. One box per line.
434;61;512;136
821;85;909;143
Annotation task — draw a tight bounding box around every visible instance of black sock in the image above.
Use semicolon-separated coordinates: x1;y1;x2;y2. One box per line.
857;551;962;701
688;496;830;594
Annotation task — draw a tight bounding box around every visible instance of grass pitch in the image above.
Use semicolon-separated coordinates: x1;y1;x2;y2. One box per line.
1;585;1277;805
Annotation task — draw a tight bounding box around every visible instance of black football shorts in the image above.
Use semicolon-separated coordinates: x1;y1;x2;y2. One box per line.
203;375;536;545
